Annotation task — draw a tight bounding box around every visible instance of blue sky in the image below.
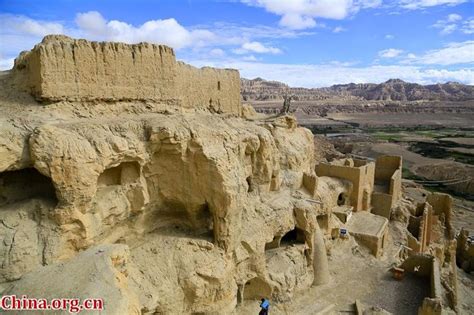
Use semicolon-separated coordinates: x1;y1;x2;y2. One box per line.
0;0;473;87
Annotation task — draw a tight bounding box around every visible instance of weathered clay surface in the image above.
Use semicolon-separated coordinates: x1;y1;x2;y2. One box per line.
0;36;321;313
13;35;241;114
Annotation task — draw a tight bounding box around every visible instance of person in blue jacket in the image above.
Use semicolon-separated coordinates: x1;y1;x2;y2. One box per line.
259;298;269;315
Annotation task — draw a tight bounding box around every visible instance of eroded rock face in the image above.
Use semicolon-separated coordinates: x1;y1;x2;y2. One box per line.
0;36;322;313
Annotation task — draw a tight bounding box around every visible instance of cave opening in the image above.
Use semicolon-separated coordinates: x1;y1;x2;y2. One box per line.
242;277;271;300
97;161;140;187
281;227;306;246
0;168;58;207
246;176;254;193
337;192;347;206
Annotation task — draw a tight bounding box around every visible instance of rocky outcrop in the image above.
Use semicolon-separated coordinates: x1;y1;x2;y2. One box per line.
0;36;323;314
330;79;474;102
241;78;474;102
241;77;474;102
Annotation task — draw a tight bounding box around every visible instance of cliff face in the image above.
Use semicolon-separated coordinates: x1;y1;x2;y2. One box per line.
0;36;320;314
241;77;474;102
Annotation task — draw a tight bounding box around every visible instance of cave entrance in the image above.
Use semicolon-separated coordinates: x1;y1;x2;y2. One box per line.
337;193;347;206
265;227;306;250
246;176;254;193
243;277;271;300
97;161;140;187
152;200;215;243
0;168;57;207
281;227;306;245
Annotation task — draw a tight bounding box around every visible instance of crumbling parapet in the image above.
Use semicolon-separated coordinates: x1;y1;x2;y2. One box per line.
457;228;474;273
426;193;454;240
13;35;241;114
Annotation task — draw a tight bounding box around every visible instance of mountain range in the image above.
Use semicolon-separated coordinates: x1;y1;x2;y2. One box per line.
241;78;474;102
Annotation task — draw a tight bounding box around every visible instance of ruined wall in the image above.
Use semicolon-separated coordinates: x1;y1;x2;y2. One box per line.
375;155;402;183
389;169;402;199
426;193;454;239
371;193;393;218
176;62;241;114
371;156;402;218
13;35;241;114
315;160;374;211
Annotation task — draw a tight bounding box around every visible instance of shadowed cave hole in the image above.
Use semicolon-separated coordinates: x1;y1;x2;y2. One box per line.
242;277;271;300
97;161;140;187
0;168;58;207
156;201;215;242
281;227;306;245
265;227;306;250
337;192;347;206
246;176;254;193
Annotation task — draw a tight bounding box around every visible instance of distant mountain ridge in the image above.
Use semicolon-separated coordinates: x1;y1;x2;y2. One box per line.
241;78;474;102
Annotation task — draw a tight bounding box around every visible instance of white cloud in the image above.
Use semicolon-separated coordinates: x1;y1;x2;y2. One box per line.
241;0;382;30
404;40;474;65
187;58;474;87
440;24;458;34
333;26;347;33
74;11;215;50
233;41;282;54
242;55;259;61
447;13;462;22
280;13;317;30
209;48;226;57
462;18;474;34
379;48;404;58
358;0;383;8
385;34;395;39
75;11;107;36
400;0;467;10
433;14;464;35
0;14;65;37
